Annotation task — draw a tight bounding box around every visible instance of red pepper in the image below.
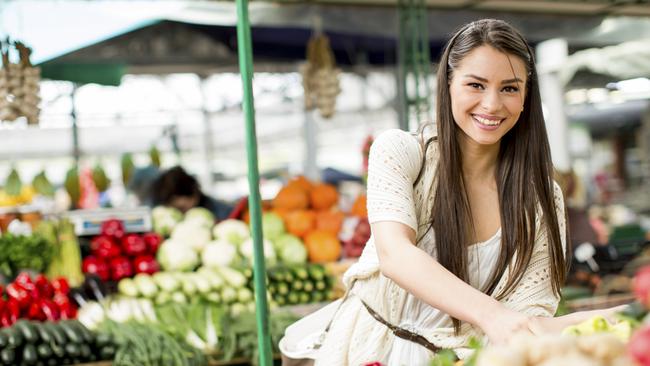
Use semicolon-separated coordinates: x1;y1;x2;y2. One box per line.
0;299;5;315
5;299;20;324
52;292;69;307
109;256;133;281
121;234;147;257
6;283;30;309
59;302;77;319
0;309;14;327
14;272;35;292
133;255;160;275
82;256;110;281
51;277;70;295
142;233;163;254
93;237;122;259
39;299;60;321
27;302;45;321
34;274;54;299
100;219;125;240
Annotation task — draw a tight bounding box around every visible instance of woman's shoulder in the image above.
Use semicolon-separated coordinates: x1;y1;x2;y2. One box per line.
372;128;439;161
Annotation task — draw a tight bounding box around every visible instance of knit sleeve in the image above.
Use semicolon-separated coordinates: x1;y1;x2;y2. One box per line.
499;181;568;317
366;129;423;232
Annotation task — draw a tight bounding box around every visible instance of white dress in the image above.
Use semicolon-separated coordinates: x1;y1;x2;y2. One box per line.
280;129;567;366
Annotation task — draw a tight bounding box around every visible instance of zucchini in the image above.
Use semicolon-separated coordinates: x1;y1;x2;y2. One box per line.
79;343;91;360
42;323;66;345
0;330;7;348
99;345;115;360
47;359;58;366
5;327;24;348
67;320;93;343
59;321;82;344
95;332;113;347
14;320;39;344
64;343;80;358
36;343;52;359
22;344;38;365
0;349;15;365
34;323;52;344
50;343;65;358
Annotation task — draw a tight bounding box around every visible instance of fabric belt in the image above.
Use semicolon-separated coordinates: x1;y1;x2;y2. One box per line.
361;300;441;353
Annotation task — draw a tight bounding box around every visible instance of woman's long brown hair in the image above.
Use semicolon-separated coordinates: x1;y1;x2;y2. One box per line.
420;19;570;333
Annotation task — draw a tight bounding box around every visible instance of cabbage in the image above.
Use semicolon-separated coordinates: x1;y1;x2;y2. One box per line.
240;238;276;266
202;239;239;268
157;239;199;271
213;219;250;246
184;207;215;228
262;212;285;240
152;206;183;237
170;221;212;251
275;234;308;264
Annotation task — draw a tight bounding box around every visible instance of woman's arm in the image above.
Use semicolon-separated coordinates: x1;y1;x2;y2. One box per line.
373;221;532;345
529;305;630;334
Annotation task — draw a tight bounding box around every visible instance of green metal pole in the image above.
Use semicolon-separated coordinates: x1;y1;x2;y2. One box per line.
235;1;273;365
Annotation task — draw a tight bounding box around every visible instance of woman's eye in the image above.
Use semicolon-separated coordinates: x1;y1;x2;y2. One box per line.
503;86;519;93
468;83;483;89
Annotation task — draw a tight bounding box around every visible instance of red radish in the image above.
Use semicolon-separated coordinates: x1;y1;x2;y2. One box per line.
82;256;110;281
133;255;160;275
93;238;121;259
121;234;147;257
629;325;650;366
633;265;650;309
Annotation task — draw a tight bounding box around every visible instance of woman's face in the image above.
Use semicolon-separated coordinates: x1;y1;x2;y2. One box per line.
449;45;527;147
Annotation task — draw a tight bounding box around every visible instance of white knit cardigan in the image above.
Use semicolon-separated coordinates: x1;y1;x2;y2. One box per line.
308;129;567;365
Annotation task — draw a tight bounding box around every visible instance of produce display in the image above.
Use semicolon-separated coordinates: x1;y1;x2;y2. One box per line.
36;219;84;287
0;319;115;366
81;219;162;282
266;263;333;306
0;234;53;280
0;273;76;326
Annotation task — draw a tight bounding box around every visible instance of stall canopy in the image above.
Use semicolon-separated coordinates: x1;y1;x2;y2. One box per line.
5;2;650;86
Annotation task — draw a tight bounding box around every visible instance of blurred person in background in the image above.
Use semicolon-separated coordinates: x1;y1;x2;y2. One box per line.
151;166;233;221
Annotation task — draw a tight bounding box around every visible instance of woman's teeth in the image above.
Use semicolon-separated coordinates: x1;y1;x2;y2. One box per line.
474;115;501;126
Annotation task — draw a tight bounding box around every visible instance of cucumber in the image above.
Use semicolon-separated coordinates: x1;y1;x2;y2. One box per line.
64;343;80;357
42;323;66;345
0;349;15;365
5;327;24;348
22;344;38;365
0;331;7;348
47;359;58;366
79;344;91;361
50;343;65;358
33;323;53;344
99;345;116;360
95;332;113;347
67;320;93;343
36;343;52;359
14;320;40;344
59;321;82;344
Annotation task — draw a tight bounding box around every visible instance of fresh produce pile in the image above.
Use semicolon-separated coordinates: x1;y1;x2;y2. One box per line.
116;266;255;312
0;319;115;366
1;273;76;327
0;234;53;280
81;218;162;282
266;263;333;306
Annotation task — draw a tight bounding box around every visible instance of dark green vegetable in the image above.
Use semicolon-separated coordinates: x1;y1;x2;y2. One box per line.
59;322;81;344
0;348;15;365
5;326;24;348
36;343;52;359
0;234;54;278
34;323;52;344
0;331;8;348
43;323;66;345
64;343;80;358
14;320;39;344
22;344;38;365
98;345;115;360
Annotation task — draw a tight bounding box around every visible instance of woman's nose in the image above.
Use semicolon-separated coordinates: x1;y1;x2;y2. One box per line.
481;89;503;112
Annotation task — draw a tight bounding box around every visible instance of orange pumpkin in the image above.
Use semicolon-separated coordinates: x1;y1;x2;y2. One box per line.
286;175;313;193
285;210;316;238
271;207;292;222
304;230;341;262
309;183;339;210
315;210;344;235
350;194;367;218
273;186;309;210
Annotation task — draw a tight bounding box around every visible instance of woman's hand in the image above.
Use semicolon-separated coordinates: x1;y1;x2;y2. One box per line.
478;306;534;345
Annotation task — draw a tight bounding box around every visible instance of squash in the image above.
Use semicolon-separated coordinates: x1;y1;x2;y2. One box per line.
309;183;338;210
304;229;341;263
286;210;316;238
315;210;344;235
350;194;367;218
273;186;309;210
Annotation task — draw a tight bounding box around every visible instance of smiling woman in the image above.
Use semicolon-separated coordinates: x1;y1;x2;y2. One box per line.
279;19;623;366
